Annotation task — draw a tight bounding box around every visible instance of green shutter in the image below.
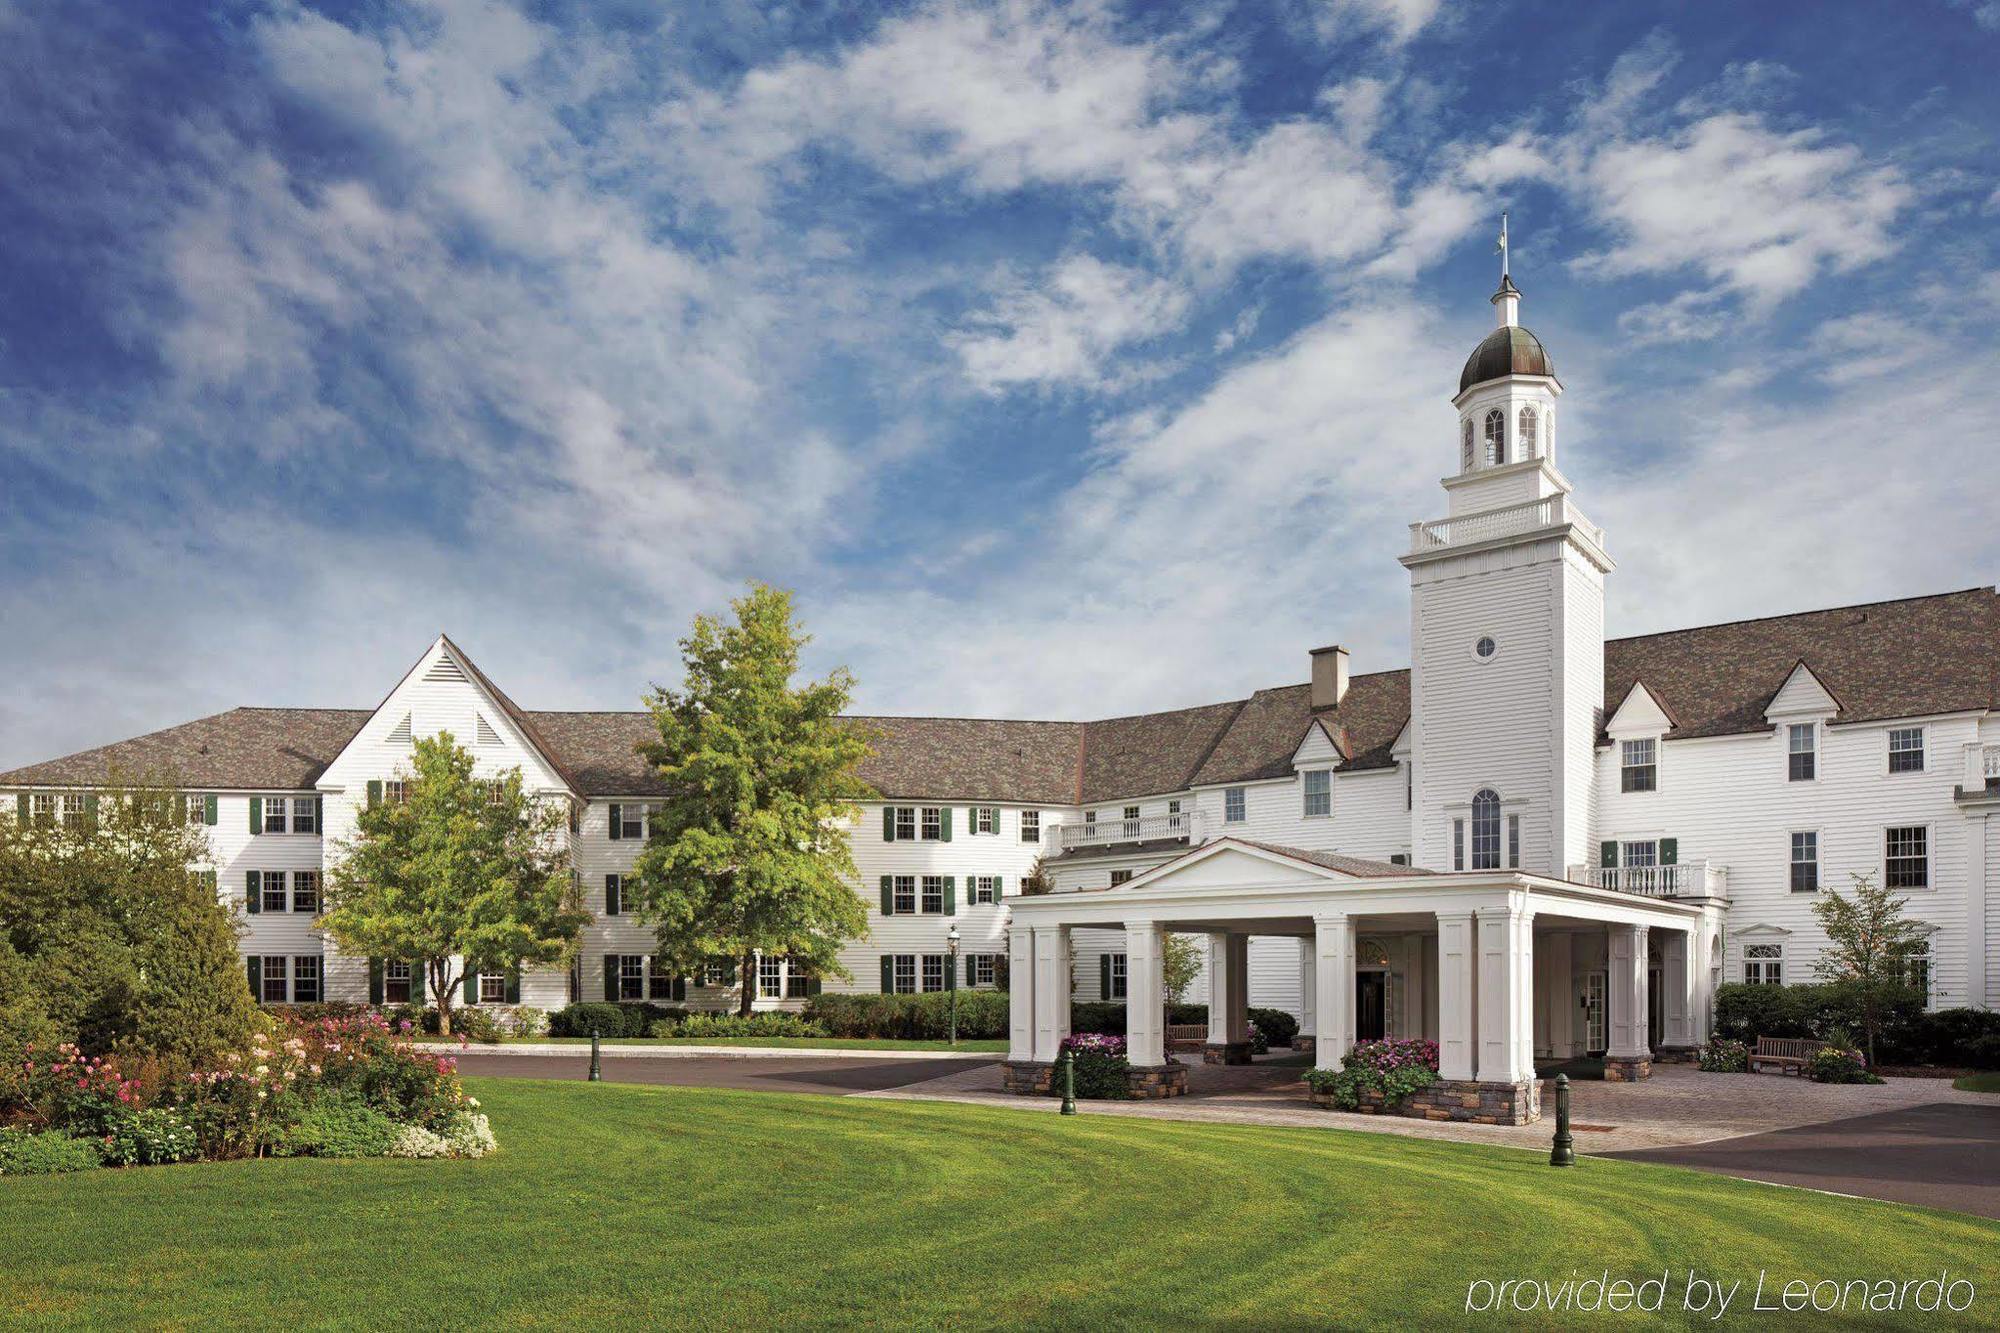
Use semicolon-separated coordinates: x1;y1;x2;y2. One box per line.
246;955;261;1001
203;793;218;825
1660;838;1678;866
879;875;893;915
1100;953;1111;1000
938;807;952;842
604;955;620;1002
808;976;822;997
965;954;977;987
245;870;260;914
314;797;323;830
943;876;956;916
14;794;25;824
249;796;261;834
463;968;480;1005
880;955;895;993
672;976;687;1002
408;961;424;1005
1599;840;1618;868
968;807;979;834
368;958;384;1005
608;804;622;840
505;965;521;1005
83;794;98;824
366;780;381;809
882;806;896;841
605;875;620;916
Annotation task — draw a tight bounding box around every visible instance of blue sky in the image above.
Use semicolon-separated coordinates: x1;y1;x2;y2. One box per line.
2;0;1996;769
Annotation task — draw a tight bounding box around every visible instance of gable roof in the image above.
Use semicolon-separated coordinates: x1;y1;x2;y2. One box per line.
4;588;1994;801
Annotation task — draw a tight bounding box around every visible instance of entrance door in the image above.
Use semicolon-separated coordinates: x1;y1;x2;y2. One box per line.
1355;972;1386;1042
1583;971;1607;1055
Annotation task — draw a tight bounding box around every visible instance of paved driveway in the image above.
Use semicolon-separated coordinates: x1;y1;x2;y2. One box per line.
1606;1102;2000;1219
453;1051;994;1096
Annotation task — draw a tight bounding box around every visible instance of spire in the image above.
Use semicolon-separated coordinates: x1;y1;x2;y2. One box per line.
1490;212;1520;328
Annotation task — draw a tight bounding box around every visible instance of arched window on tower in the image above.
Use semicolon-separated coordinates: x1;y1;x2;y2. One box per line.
1483;409;1505;465
1460;418;1474;471
1518;405;1538;458
1470;789;1502;870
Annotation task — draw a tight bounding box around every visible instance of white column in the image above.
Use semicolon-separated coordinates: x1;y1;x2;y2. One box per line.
1475;904;1535;1084
1008;925;1037;1063
1660;930;1692;1048
1969;812;1988;1009
1125;921;1166;1066
1296;938;1317;1040
1313;913;1355;1071
1607;923;1651;1060
1436;911;1476;1081
1206;933;1250;1048
1030;925;1070;1063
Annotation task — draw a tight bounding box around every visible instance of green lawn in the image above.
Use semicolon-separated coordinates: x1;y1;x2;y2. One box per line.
4;1079;1996;1329
424;1035;1008;1052
1957;1072;2000;1093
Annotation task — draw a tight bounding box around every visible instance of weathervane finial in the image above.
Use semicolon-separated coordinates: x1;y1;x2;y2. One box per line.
1496;211;1510;282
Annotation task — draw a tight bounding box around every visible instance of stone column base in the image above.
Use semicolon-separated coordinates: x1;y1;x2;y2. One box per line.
1203;1041;1253;1065
1128;1063;1189;1098
1003;1059;1189;1099
1312;1077;1541;1125
1002;1060;1054;1096
1604;1055;1653;1082
1292;1035;1315;1056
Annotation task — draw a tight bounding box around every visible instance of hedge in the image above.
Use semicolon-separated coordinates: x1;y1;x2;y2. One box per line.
803;991;1009;1040
1712;984;2000;1068
549;1002;689;1038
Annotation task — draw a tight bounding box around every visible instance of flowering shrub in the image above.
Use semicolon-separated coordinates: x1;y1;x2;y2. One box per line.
1698;1039;1749;1073
100;1107;200;1166
442;1109;497;1158
1807;1046;1884;1084
1304;1038;1440;1110
0;1127;103;1175
387;1123;454;1158
1056;1032;1132;1100
1247;1022;1270;1056
15;1043;157;1134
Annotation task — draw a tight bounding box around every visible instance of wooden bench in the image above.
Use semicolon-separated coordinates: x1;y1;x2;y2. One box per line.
1166;1023;1207;1053
1750;1036;1824;1075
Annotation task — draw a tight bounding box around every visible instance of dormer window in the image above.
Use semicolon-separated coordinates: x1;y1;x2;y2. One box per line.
1620;739;1657;793
1302;769;1330;817
1517;405;1538;458
1483;409;1505;465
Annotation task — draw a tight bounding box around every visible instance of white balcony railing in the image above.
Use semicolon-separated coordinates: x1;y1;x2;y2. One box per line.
1409;494;1605;556
1567;860;1728;899
1052;810;1204;853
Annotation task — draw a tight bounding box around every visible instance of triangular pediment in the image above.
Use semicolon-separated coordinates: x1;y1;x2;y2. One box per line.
1734;922;1792;937
1291;718;1346;768
1765;660;1841;722
1606;680;1675;739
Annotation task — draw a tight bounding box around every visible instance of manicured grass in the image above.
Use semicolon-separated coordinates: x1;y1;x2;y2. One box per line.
1956;1071;2000;1093
4;1079;1997;1329
422;1035;1008;1052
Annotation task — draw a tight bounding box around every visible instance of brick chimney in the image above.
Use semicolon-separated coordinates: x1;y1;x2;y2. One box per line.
1309;645;1349;711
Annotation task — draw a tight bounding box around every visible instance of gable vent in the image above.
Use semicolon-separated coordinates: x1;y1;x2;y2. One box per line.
475;714;503;747
387;713;413;745
424;657;468;683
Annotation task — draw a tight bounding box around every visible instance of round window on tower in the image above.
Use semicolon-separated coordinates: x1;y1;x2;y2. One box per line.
1473;635;1498;662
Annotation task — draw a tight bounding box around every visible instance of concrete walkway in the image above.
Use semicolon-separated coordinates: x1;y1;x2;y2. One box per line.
859;1057;2000;1157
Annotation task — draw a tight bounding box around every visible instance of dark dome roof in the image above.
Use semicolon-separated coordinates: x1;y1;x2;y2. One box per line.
1459;325;1554;393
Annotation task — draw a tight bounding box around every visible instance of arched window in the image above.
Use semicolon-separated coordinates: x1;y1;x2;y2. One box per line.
1460;418;1474;471
1482;409;1505;465
1470;789;1502;870
1517;405;1538;458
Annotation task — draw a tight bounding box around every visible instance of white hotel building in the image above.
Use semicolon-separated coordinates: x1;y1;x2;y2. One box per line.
6;274;1997;1119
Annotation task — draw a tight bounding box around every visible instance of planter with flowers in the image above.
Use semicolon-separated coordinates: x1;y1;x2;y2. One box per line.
1304;1038;1441;1113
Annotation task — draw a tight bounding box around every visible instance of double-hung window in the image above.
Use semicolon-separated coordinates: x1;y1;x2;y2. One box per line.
291;870;320;913
891;875;917;915
617;804;646;839
1787;724;1816;782
383;780;408;805
1744;943;1783;985
1507;815;1520;869
1110;869;1134;886
1887;727;1925;774
970;875;1000;905
1107;953;1128;1000
891;807;916;841
1469;790;1502;870
920;876;945;914
261;872;290;913
31;793;56;825
292;956;322;1003
619;955;646;1001
786;963;814;999
185;794;207;825
479;972;507;1004
1894;942;1931;999
1224;787;1246;824
264;799;288;834
1620;739;1657;793
973;954;996;986
1121;805;1141;838
972;806;996;834
1885;826;1929;889
261;956;289;1003
1302;770;1331;817
62;794;86;826
921;955;946;993
758;955;783;999
1020;810;1040;843
1452;818;1465;871
293;797;318;834
1789;832;1819;893
384;960;414;1004
892;954;917;994
920;807;942;840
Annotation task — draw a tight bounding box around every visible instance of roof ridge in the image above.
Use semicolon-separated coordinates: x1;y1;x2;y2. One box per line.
1181;694;1252;792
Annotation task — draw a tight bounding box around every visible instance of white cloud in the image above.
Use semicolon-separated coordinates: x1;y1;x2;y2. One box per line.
950;255;1192;392
1298;0;1448;47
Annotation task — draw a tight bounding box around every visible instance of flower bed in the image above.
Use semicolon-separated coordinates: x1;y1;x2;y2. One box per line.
1304;1038;1440;1110
1806;1046;1884;1085
1056;1033;1134;1100
3;1014;496;1174
1698;1039;1749;1073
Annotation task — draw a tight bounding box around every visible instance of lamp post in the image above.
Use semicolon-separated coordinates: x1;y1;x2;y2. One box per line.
946;924;961;1048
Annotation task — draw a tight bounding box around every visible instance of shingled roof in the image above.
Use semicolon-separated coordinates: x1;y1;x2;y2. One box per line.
4;588;1994;802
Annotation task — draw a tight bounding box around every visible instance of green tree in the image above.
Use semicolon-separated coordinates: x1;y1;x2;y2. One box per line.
1811;872;1931;1066
628;583;876;1016
320;735;585;1035
1162;933;1201;1007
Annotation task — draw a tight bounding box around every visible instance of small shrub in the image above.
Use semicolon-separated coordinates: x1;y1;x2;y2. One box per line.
0;1128;103;1175
803;991;1010;1040
1247;1022;1270;1056
275;1098;399;1158
1698;1040;1749;1073
387;1123;453;1158
1055;1033;1131;1100
1806;1047;1883;1085
549;1002;684;1038
1304;1038;1440;1110
1247;1007;1300;1047
502;1006;550;1038
101;1107;200;1166
444;1007;504;1044
652;1012;827;1040
1967;1033;2000;1071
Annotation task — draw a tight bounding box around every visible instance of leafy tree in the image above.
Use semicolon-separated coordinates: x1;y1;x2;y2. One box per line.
320;735;585;1035
628;583;876;1016
0;776;260;1071
1811;872;1931;1066
1162;933;1202;1006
